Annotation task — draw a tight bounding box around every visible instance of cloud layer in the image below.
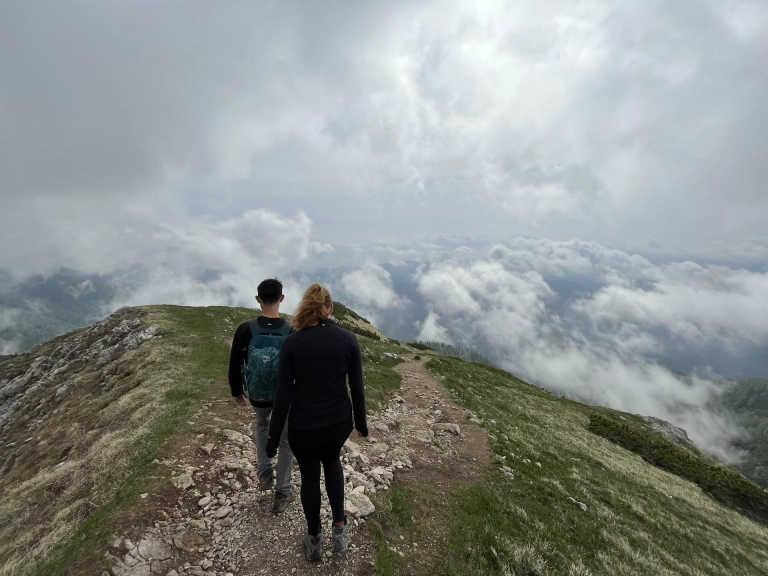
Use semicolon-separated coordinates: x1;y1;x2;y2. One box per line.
2;0;768;267
402;239;768;460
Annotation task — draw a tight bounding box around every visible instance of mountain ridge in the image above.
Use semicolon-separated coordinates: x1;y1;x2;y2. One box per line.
1;305;767;575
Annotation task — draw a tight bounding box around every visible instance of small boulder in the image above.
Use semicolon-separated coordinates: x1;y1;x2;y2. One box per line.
170;474;194;491
221;429;252;448
173;532;206;553
369;443;389;457
343;439;361;457
214;506;233;519
136;538;173;561
347;493;375;518
433;423;461;436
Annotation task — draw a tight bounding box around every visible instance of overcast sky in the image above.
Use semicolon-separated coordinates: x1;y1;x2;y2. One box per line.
2;1;768;457
2;0;768;272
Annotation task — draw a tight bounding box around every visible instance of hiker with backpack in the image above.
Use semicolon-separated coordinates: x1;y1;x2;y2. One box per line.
266;283;368;561
228;278;295;514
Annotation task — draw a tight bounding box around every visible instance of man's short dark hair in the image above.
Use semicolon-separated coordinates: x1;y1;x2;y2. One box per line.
257;278;283;305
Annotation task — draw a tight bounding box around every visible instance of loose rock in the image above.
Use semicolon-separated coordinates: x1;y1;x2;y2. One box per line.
170;474;194;491
347;494;375;518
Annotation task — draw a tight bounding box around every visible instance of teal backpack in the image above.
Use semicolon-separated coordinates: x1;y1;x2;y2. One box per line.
241;319;292;402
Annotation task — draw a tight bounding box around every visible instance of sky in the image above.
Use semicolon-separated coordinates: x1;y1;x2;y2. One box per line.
2;0;768;458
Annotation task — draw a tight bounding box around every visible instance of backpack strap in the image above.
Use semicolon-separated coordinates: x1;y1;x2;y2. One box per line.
248;318;292;337
247;318;262;338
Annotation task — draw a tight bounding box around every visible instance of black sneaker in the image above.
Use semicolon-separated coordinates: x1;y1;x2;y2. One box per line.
271;491;295;514
258;472;274;492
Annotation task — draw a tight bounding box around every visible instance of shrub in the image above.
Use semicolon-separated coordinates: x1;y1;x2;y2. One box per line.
407;342;434;351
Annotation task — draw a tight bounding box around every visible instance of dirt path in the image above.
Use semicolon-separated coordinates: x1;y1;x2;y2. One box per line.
102;355;490;576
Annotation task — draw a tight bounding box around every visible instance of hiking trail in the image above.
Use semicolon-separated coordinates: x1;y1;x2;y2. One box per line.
104;355;490;576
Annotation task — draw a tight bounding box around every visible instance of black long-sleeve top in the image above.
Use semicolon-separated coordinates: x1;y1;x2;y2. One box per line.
267;319;367;454
227;316;291;408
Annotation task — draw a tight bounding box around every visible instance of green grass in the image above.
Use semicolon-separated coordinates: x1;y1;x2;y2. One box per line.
588;414;768;526
31;305;257;575
427;357;768;576
371;486;417;575
333;301;372;325
359;339;404;409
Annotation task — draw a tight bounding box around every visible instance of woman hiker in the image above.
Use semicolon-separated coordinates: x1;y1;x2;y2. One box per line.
266;283;368;561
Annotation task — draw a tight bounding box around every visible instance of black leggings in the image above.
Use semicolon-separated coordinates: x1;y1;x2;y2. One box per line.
288;415;352;537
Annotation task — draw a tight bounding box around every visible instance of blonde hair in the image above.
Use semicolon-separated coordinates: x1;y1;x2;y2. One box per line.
292;283;333;330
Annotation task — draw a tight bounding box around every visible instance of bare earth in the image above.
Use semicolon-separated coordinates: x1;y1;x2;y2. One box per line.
101;355;490;576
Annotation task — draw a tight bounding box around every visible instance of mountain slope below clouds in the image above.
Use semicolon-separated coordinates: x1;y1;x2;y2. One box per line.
720;378;768;488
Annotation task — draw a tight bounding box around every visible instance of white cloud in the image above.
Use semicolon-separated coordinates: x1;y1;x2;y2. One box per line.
107;210;320;311
0;307;21;333
412;238;767;460
338;263;401;311
309;241;335;255
415;311;452;344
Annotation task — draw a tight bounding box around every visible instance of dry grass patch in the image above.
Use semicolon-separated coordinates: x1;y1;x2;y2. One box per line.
0;305;258;576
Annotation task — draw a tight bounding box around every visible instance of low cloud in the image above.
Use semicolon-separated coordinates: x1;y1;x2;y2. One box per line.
412;239;768;461
105;209;322;311
0;307;23;355
415;311;452;344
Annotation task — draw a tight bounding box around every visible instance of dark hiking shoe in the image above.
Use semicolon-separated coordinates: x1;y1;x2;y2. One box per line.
332;522;351;553
271;491;295;514
258;472;274;492
304;532;322;562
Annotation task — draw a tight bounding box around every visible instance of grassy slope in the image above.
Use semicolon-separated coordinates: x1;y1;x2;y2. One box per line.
28;305;258;576
427;357;768;576
8;304;406;575
10;305;768;576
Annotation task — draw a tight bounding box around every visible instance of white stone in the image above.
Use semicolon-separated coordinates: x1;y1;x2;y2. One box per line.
347;493;375;517
433;422;461;436
215;506;233;519
343;439;361;457
221;429;252;448
170;474;195;491
369;442;389;456
173;532;205;552
136;538;173;561
568;497;588;512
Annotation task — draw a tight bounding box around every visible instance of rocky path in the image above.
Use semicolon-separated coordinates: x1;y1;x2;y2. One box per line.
104;355;489;576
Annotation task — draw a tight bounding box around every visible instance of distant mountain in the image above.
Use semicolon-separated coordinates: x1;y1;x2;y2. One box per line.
0;268;116;354
719;378;768;488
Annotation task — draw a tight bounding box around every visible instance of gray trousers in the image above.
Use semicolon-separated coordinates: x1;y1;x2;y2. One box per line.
253;406;294;495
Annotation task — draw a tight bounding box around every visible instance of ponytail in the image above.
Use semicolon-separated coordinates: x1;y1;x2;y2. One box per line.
292;283;332;330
